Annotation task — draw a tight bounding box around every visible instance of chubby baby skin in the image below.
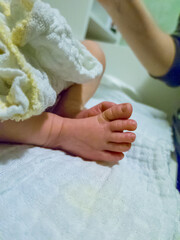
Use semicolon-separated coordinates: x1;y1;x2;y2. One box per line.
0;101;136;162
0;41;137;162
50;102;137;161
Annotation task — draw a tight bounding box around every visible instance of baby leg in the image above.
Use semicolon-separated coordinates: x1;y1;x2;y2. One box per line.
52;40;106;118
0;103;136;162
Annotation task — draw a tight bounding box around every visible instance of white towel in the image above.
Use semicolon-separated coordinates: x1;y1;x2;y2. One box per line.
0;0;102;121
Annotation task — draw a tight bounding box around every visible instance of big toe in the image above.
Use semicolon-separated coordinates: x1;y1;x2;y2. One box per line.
102;103;133;121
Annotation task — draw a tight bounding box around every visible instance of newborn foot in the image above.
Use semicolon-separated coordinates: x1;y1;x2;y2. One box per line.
51;103;137;162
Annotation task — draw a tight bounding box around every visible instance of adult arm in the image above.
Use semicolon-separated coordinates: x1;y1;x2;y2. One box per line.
98;0;176;77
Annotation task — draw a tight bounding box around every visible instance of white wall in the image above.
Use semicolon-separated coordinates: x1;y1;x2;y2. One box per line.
44;0;93;39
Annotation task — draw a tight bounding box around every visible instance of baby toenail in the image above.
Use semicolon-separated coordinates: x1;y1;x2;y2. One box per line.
130;120;136;125
130;133;136;140
122;105;127;112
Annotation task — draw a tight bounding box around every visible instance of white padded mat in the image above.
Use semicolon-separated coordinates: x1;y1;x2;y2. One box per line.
0;75;179;240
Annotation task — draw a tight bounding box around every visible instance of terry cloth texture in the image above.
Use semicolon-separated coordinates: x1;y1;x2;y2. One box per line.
0;0;102;121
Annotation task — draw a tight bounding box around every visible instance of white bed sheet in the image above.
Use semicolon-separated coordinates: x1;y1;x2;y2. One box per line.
0;75;179;240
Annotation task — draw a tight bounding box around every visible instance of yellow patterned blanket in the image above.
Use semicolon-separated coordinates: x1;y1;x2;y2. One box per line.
0;0;102;121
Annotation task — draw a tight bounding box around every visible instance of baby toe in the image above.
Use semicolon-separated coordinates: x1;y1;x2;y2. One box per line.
107;143;132;153
102;103;133;121
110;119;137;132
100;151;124;162
109;132;136;143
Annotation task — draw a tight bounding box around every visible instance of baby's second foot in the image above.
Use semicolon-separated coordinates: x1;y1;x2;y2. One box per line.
50;103;137;162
